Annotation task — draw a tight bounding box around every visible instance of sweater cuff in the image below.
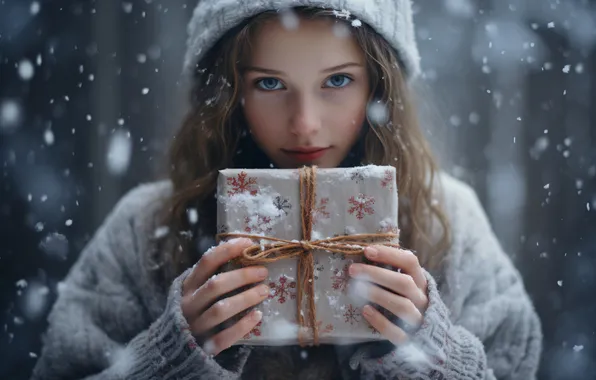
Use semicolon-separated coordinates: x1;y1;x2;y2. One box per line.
126;268;252;379
355;270;487;379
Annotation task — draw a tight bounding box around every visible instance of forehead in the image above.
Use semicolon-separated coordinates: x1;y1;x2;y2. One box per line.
247;17;365;68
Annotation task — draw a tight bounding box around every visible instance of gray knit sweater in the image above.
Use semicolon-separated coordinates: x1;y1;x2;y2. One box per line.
31;174;542;380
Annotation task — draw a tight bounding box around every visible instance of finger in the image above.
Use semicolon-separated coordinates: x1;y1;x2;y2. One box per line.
192;283;270;334
353;281;423;328
364;246;426;289
202;309;263;356
349;264;427;310
183;238;253;293
362;304;408;346
186;266;268;316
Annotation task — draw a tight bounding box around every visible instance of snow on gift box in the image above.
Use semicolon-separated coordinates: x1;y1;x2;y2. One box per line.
216;165;400;346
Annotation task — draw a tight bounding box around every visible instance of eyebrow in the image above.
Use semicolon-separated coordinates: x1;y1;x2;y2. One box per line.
243;62;363;75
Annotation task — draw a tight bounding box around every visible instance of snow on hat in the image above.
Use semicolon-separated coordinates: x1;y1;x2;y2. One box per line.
183;0;421;80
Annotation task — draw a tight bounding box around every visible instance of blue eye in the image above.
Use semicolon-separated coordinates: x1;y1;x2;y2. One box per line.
325;74;352;88
256;78;284;91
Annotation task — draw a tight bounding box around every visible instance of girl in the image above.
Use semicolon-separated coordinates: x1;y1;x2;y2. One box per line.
32;1;542;379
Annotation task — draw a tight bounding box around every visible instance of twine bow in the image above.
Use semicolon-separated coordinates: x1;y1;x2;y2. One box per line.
217;166;399;346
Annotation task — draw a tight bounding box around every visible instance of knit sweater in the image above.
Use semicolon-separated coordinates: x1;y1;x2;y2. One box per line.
31;173;542;380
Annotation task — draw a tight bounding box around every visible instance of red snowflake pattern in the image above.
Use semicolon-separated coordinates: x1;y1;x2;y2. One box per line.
331;264;350;293
314;320;335;335
244;215;273;234
380;169;394;190
243;320;262;339
348;194;376;219
343;304;361;325
312;197;330;224
269;275;297;304
227;171;258;196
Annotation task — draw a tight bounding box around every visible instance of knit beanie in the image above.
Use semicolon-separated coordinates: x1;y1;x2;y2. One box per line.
183;0;421;80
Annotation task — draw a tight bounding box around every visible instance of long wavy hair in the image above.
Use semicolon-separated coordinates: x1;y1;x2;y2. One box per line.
155;7;451;286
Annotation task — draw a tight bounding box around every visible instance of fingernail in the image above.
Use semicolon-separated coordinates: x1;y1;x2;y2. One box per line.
258;285;270;296
362;305;374;317
257;267;268;279
349;264;361;276
228;237;251;245
365;247;378;259
252;310;263;322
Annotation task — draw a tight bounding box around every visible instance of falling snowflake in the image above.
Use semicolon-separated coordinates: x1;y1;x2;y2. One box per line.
343;304;361;325
18;59;35;81
106;129;132;176
30;1;40;15
279;8;299;30
43;128;54;146
243;321;262;339
154;226;169;239
367;101;389;124
380;169;394;190
186;208;198;225
0;99;22;133
269;276;297;304
39;233;69;261
348;194;376;219
331;264;350;293
227;171;258;196
573;345;584;352
273;196;292;215
313;197;330;224
21;282;50;321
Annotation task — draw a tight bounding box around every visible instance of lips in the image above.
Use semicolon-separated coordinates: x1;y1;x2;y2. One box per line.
282;147;330;162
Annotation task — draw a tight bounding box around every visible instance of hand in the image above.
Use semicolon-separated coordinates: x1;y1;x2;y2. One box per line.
181;238;269;356
348;245;429;345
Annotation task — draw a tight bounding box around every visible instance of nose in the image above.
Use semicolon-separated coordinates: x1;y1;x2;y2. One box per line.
288;93;322;137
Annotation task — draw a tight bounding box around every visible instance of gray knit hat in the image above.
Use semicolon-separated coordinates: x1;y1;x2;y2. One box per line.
183;0;421;80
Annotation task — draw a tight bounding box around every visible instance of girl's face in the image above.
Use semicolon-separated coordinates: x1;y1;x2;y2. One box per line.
241;17;370;169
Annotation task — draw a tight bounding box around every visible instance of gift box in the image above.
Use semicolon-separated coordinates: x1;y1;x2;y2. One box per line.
216;165;399;346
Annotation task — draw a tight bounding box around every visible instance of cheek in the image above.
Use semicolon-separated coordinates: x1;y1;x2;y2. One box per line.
242;94;284;135
325;91;367;133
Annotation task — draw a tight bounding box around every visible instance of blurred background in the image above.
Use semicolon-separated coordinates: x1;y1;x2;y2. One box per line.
1;0;595;379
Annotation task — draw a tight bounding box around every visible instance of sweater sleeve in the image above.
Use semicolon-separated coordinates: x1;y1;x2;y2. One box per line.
31;185;251;380
349;182;543;380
